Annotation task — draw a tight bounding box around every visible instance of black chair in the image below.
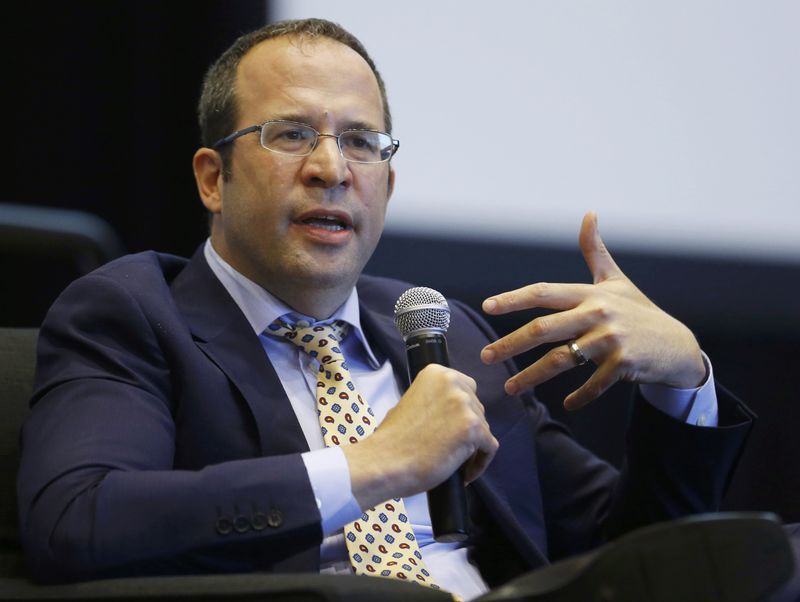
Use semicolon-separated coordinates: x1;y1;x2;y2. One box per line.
0;203;126;327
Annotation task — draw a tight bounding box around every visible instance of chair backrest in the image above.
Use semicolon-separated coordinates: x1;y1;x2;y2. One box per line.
0;328;38;576
0;203;125;327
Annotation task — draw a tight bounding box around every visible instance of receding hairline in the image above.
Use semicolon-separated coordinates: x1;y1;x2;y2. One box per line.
232;33;390;131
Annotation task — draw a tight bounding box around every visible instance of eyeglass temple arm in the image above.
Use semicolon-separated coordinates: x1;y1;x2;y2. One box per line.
211;125;262;150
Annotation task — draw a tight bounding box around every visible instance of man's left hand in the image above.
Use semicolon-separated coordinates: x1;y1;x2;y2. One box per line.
480;212;707;410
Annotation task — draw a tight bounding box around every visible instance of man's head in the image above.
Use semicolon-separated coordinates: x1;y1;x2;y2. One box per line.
197;18;392;177
192;19;396;319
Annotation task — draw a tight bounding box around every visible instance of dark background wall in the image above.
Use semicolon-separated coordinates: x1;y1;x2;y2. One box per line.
4;2;799;523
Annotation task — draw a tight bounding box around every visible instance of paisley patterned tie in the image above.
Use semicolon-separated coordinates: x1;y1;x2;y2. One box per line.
266;318;441;591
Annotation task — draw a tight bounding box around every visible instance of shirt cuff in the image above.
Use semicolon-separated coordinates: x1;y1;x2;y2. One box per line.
638;351;719;427
301;446;363;536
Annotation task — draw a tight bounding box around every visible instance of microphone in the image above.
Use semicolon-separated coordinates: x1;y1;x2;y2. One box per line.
394;287;469;543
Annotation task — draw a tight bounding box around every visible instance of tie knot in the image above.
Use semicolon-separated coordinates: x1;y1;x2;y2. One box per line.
266;318;349;360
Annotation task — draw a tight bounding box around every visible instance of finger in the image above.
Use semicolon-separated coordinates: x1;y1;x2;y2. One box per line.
422;364;478;394
579;211;622;284
481;307;592;364
458;373;478;394
463;434;499;484
503;339;595;395
563;361;619;411
482;282;591;315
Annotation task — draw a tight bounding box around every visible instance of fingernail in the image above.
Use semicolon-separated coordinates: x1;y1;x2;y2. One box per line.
481;347;496;363
505;380;519;395
483;298;497;313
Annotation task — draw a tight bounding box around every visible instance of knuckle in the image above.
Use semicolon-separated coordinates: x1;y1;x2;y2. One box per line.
527;316;549;338
501;291;517;309
607;329;628;349
607;349;633;373
467;414;483;432
494;336;513;356
551;347;573;369
455;389;474;405
604;327;626;349
532;282;550;299
616;351;635;372
588;304;612;322
419;363;442;378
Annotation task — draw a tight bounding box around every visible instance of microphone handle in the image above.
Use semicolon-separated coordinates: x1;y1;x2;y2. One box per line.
406;333;470;543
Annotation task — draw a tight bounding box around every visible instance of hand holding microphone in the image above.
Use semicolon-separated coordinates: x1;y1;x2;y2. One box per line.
393;287;496;542
343;288;497;535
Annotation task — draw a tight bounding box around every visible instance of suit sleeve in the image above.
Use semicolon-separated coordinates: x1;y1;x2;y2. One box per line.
17;273;323;583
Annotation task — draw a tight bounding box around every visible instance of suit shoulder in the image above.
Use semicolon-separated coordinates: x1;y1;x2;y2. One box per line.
88;251;189;286
44;251;190;324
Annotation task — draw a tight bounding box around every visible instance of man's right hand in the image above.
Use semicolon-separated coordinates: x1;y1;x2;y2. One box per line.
342;364;499;510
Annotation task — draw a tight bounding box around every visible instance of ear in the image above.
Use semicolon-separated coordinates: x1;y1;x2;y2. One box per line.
193;147;224;214
386;165;396;200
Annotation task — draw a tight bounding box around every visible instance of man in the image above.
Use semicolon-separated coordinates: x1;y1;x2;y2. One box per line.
17;18;755;600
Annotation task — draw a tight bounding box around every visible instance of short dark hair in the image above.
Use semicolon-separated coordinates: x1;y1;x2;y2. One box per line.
197;18;392;171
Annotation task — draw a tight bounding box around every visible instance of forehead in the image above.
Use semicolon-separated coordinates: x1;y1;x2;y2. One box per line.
235;35;385;129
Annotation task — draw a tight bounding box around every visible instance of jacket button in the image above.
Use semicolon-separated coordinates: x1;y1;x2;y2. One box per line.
266;509;283;528
215;517;233;535
233;515;251;533
251;512;268;531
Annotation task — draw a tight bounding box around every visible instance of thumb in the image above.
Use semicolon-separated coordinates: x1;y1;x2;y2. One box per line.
579;212;621;284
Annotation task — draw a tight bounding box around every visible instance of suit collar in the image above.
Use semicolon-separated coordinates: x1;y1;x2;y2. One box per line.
203;240;381;368
356;285;410;391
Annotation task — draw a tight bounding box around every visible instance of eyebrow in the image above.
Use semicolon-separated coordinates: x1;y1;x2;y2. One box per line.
267;113;384;133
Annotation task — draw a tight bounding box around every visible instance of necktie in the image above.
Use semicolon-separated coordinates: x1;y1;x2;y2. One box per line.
267;318;441;591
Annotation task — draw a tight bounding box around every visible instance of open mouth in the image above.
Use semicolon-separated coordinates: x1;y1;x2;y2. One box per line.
300;215;350;232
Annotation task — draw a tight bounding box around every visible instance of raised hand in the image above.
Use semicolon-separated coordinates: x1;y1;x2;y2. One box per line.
480;212;706;410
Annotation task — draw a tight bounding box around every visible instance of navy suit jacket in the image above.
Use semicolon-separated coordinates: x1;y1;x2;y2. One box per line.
17;247;755;585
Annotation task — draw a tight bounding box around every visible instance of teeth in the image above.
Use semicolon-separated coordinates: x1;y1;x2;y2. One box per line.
303;216;346;231
316;223;344;231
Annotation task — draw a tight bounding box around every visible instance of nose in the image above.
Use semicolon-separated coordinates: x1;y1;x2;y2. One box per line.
300;134;352;189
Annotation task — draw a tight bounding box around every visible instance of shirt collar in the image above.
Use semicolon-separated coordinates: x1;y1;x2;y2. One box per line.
203;239;381;368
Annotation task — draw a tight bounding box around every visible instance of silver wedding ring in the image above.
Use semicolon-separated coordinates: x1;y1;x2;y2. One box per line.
568;340;588;366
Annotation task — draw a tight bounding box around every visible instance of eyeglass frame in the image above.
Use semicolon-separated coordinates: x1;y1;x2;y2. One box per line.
210;119;400;163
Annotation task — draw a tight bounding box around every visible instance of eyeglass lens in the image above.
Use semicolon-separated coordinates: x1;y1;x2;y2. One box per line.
260;122;394;163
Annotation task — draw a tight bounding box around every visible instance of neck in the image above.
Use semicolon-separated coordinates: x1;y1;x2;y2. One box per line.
207;235;355;320
272;285;351;321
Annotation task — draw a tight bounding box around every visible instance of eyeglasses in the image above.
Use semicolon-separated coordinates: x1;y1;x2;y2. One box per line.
211;120;400;164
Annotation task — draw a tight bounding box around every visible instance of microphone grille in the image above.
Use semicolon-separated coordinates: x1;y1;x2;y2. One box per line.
393;287;450;339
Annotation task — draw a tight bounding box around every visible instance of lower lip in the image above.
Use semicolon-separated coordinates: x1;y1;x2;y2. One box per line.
293;221;354;245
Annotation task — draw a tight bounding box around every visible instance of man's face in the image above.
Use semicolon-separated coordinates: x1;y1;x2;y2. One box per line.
205;36;394;316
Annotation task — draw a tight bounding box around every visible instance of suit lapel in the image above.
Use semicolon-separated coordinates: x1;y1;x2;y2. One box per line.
171;247;309;457
357;295;411;391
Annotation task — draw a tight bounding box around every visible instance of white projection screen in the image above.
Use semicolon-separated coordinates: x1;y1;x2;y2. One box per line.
272;1;800;262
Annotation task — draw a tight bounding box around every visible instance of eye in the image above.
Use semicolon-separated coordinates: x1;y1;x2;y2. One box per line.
341;131;379;152
279;128;306;141
261;122;316;151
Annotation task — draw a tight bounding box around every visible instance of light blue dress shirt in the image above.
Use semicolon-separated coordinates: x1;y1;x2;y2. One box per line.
203;239;718;600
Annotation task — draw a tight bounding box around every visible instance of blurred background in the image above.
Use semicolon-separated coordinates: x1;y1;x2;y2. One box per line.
4;1;799;521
